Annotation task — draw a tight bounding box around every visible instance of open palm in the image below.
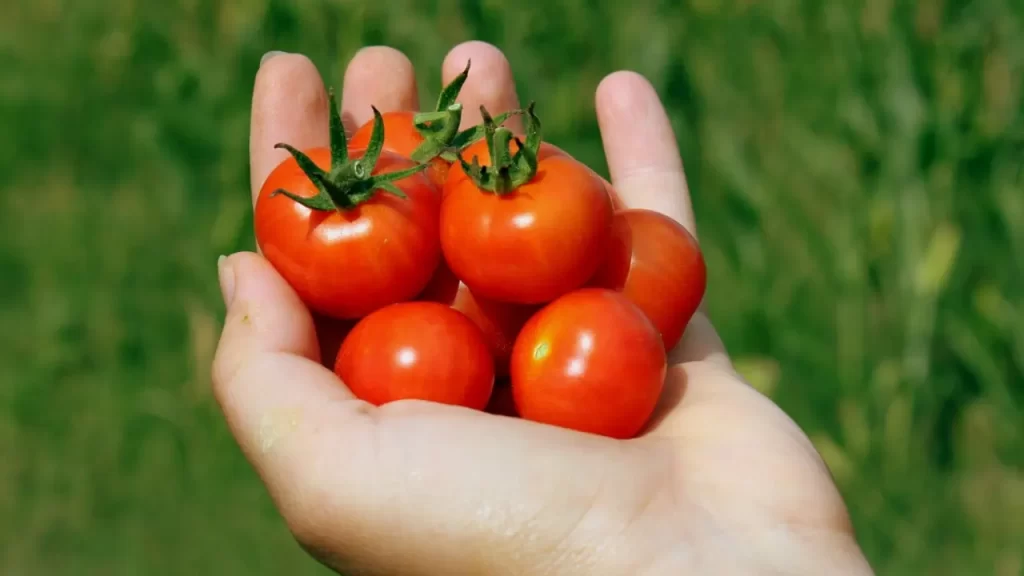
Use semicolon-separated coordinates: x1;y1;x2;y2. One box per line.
213;42;874;575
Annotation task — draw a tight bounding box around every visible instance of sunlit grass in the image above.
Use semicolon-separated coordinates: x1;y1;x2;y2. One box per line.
2;1;1022;574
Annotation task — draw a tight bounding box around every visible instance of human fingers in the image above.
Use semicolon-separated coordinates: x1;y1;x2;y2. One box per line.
213;251;329;398
340;46;419;130
442;41;524;133
595;71;727;364
596;71;697;236
249;53;329;203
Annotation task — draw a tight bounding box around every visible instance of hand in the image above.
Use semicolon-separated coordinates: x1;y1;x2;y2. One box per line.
213;42;875;575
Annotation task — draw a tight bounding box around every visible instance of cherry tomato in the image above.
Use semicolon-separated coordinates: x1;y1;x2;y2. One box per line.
591;209;706;351
510;288;666;439
254;102;441;320
335;302;495;409
441;106;613;304
349;111;451;189
418;261;538;376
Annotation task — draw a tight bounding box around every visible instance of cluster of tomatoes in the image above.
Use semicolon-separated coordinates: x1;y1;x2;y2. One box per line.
253;64;706;439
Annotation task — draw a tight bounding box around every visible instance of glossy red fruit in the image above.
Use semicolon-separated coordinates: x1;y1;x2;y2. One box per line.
253;97;441;320
510;288;667;439
440;105;613;304
591;209;706;351
336;302;495;409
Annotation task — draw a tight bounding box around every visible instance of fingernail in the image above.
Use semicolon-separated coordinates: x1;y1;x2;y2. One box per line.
260;51;287;66
218;255;236;307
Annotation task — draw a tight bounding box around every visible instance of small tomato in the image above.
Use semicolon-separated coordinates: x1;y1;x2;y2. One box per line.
510;288;666;439
440;105;613;305
335;301;495;410
591;209;706;351
254;95;440;320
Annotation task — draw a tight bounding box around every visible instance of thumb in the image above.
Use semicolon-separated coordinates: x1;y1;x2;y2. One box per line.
211;252;662;576
211;252;378;546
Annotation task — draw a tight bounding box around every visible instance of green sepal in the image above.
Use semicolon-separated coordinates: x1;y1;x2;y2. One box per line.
270;91;429;212
456;102;542;195
450;110;522;151
406;61;473;163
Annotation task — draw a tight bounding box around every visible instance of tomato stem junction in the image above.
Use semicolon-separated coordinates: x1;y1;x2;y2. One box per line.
271;90;428;212
458;102;541;195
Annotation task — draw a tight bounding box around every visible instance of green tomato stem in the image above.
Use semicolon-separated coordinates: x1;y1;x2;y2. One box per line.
457;102;542;195
407;61;526;164
271;90;428;212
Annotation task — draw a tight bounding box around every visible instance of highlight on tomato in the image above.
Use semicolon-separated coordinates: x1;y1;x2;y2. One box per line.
335;301;495;410
509;288;667;439
349;61;520;189
591;209;707;351
418;261;538;377
253;91;441;320
440;104;614;305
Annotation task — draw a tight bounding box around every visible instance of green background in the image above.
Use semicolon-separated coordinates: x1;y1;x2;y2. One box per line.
3;0;1022;574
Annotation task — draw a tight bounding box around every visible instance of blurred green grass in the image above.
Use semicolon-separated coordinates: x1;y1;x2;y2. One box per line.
2;0;1022;574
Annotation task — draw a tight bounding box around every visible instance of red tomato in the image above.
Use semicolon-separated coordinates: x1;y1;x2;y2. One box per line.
349;111;450;189
510;288;666;439
441;108;613;304
418;261;538;376
335;302;495;409
254;103;441;320
590;209;706;351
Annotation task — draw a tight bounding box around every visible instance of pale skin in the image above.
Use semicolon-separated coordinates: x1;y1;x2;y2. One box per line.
213;42;877;575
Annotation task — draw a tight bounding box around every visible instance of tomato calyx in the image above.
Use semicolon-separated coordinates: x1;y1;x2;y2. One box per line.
409;60;523;165
271;90;429;212
408;61;470;164
457;103;541;195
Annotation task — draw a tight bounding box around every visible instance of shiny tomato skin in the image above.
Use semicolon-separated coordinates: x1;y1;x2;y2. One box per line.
418;261;538;377
254;147;441;320
510;288;666;439
349;111;449;189
441;140;613;305
335;301;495;409
591;209;706;351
